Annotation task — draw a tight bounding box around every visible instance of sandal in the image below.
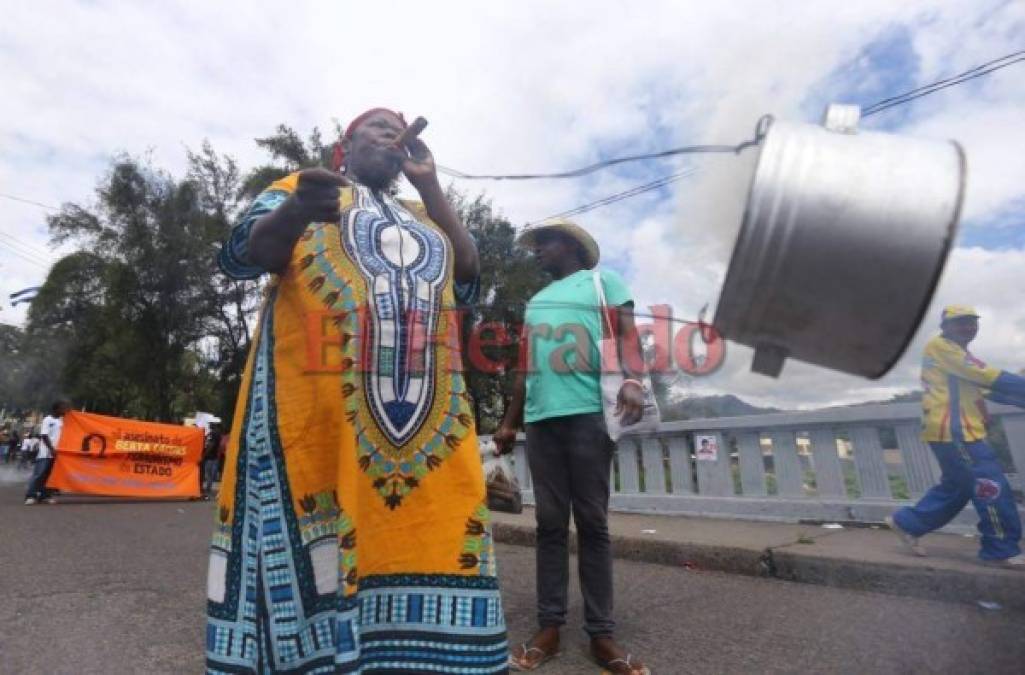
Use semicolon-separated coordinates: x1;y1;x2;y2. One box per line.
598;652;651;675
509;643;561;671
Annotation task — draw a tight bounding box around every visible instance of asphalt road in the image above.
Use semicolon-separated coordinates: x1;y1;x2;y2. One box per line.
1;479;1024;674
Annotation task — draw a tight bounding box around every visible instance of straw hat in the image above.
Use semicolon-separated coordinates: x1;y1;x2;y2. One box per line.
516;218;601;269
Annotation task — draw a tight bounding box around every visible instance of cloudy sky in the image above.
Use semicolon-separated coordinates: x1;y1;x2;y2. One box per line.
2;1;1023;409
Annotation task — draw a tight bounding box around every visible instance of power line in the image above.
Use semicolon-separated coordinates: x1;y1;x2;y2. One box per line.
863;52;1025;116
0;240;51;269
530;168;699;225
0;246;50;269
436;141;741;181
440;48;1025;182
439;118;771;182
0;231;53;260
0;193;58;210
0;193;63;268
0;231;55;267
862;49;1025;113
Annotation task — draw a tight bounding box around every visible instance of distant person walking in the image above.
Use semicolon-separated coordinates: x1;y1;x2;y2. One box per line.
215;429;227;480
0;428;10;464
201;423;222;499
887;306;1025;567
18;433;38;470
7;428;21;464
25;401;70;505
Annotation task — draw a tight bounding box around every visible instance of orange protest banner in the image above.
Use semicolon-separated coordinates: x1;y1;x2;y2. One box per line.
46;410;204;499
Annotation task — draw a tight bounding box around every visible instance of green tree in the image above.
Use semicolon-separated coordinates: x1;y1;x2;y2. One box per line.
24;149;258;422
451;190;547;432
24;250;135;413
0;323;39;412
187;142;262;426
240;125;335;199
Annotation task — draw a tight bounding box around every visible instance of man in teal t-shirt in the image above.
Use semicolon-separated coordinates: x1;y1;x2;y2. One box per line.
521;261;633;423
495;219;649;675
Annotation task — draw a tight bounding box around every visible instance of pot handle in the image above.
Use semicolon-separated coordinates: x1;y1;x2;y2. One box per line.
822;103;861;134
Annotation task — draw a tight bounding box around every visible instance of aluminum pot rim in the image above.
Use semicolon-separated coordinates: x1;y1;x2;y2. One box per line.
712;118;779;339
863;138;966;379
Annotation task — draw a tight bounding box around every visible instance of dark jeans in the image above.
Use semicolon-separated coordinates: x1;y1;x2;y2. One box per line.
25;458;55;500
203;459;220;495
525;412;615;638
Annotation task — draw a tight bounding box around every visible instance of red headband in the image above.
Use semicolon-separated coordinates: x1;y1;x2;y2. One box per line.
331;107;406;171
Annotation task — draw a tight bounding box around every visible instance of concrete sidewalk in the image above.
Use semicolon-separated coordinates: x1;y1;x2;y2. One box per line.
492;507;1025;611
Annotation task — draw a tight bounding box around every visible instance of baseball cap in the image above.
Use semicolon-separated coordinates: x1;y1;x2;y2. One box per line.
940;305;980;323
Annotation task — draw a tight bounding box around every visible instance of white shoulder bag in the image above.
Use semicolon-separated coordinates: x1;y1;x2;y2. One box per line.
592;269;661;441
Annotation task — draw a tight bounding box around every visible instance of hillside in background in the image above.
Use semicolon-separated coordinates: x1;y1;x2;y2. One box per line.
662;390;925;422
660;394;778;421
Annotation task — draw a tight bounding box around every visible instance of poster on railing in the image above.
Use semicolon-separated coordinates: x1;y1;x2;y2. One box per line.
695;434;719;461
46;410;203;499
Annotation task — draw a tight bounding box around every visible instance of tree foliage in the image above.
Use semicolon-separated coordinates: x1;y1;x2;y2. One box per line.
6;146;260;423
241;125;335;199
451;191;547;432
1;124;544;434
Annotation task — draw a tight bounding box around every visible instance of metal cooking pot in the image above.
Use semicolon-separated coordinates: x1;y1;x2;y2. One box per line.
714;104;966;379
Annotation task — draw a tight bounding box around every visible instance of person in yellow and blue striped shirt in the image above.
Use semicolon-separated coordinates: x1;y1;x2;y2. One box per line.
888;305;1025;567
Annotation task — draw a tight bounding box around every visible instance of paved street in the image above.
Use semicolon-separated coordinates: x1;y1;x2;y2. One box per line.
1;479;1024;674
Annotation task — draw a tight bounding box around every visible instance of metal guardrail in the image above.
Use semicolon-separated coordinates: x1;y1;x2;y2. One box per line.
490;402;1025;527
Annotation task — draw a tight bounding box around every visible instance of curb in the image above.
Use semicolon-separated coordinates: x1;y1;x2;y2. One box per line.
768;547;1025;612
494;521;768;576
492;522;1025;612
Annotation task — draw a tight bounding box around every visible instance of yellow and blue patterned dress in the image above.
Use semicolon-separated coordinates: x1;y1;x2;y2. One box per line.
206;174;507;674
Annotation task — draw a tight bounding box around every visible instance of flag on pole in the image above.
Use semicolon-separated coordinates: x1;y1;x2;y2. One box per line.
9;286;41;306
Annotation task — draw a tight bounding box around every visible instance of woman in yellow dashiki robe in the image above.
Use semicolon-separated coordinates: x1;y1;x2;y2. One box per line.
205;109;507;674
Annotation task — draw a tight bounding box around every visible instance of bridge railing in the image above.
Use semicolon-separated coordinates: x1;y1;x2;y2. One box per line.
490;402;1025;527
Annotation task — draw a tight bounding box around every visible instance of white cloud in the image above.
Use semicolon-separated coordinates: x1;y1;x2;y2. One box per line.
909;102;1025;223
1;1;1022;408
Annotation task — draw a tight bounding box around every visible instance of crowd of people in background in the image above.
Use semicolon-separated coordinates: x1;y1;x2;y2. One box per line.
1;423;46;470
1;426;22;463
2;426;28;467
5;404;229;506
